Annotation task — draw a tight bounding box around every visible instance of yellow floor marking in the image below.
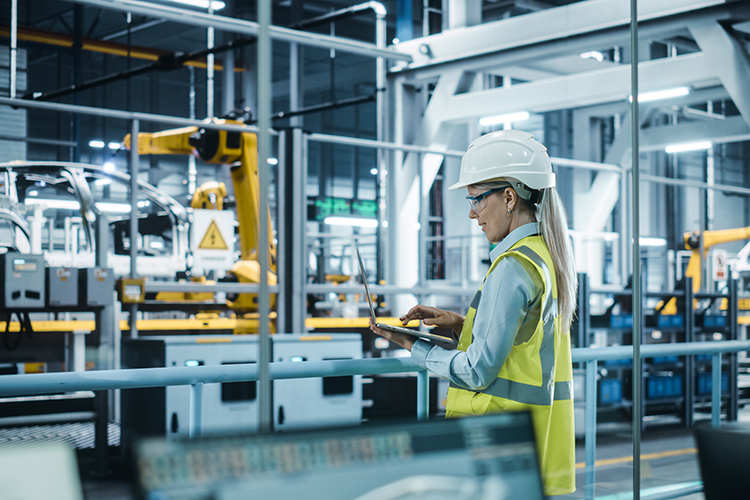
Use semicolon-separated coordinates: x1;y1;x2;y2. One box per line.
575;448;697;469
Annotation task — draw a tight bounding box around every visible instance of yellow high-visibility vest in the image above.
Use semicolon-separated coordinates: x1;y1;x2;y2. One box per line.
446;235;575;495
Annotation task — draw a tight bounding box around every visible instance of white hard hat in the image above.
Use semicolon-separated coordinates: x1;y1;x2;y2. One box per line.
448;130;556;191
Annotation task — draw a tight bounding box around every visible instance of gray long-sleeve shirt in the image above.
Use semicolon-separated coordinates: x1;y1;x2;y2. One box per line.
411;222;543;391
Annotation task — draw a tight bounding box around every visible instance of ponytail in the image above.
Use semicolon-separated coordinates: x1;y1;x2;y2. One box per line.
537;188;577;332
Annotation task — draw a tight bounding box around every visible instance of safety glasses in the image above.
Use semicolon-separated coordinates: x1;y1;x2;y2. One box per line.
466;185;509;212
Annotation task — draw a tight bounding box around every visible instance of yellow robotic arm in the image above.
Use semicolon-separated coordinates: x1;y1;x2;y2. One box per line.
683;226;750;292
191;181;227;211
124;119;277;313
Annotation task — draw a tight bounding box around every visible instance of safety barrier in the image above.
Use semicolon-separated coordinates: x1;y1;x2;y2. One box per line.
2;339;750;499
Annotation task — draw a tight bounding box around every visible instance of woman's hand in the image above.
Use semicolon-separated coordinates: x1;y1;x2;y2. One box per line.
400;305;464;338
369;318;416;351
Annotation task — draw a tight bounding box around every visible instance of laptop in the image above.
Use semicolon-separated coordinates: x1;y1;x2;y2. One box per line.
694;425;750;499
356;248;457;346
136;412;545;500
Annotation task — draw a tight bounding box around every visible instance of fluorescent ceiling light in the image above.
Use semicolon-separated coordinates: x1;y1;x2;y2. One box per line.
163;0;226;10
639;237;667;247
580;51;604;62
370;168;378;175
324;216;378;228
630;87;690;103
25;198;132;214
569;230;618;242
96;202;133;213
665;141;712;154
266;157;279;166
103;161;116;172
479;111;530;127
108;142;121;150
88;140;105;149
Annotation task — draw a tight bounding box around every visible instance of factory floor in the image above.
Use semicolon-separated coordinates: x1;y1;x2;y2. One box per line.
74;408;750;500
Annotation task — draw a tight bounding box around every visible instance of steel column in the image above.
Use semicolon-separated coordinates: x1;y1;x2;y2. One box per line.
10;0;17;98
128;119;140;339
190;382;204;438
685;277;695;427
417;369;429;421
585;360;598;500
292;129;307;333
712;353;721;428
729;273;739;420
417;153;427;302
629;0;642;496
257;0;273;434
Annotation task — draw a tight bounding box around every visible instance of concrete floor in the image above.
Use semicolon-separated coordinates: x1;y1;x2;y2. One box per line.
561;407;750;500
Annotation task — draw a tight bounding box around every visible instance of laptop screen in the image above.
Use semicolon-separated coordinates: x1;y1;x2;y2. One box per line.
356;247;378;323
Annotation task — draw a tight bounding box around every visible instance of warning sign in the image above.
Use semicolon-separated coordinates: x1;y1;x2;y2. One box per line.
192;209;235;271
712;249;728;282
199;219;229;250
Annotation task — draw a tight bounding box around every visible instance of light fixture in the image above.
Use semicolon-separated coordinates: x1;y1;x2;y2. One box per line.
163;0;226;10
28;190;38;197
629;87;690;103
94;178;112;186
88;140;105;149
266;157;279;166
25;198;132;213
370;168;378;175
479;111;530;127
97;202;133;213
665;141;712;154
639;237;667;247
108;142;121;150
569;230;619;242
579;51;604;62
103;161;116;172
323;216;378;228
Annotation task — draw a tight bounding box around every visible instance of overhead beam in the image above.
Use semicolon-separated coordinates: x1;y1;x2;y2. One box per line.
688;19;750;127
442;53;715;123
639;115;750;152
0;25;222;69
392;0;727;75
68;0;411;62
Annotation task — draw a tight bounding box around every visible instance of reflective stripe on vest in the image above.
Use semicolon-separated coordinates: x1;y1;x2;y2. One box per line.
451;244;573;405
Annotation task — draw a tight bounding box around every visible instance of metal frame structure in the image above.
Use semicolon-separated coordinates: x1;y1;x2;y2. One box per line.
386;0;750;301
5;1;750;498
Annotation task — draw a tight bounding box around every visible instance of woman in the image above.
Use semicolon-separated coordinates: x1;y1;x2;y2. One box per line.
370;130;576;495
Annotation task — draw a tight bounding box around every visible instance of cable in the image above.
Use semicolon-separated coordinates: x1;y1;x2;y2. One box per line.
3;311;24;351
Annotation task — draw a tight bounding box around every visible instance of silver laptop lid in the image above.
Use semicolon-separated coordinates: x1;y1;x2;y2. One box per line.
355;248;378;322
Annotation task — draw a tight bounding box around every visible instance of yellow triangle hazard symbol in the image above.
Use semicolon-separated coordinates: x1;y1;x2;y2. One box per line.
199;219;229;250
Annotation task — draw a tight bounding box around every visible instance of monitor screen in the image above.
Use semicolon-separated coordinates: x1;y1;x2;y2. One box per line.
135;412;544;500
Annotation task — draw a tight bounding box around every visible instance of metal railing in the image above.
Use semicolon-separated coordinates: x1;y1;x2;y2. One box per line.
0;356;430;438
575;339;750;500
2;339;749;499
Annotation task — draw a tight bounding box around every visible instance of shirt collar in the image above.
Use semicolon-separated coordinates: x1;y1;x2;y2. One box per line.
490;222;540;261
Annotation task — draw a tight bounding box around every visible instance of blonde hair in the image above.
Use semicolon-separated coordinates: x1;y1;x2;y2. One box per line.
536;188;577;332
474;180;577;332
